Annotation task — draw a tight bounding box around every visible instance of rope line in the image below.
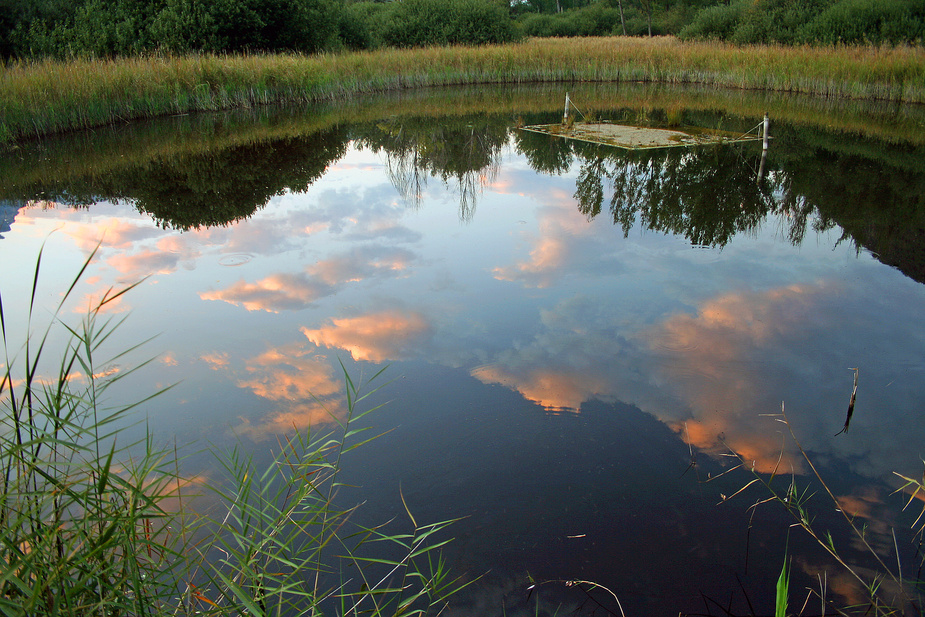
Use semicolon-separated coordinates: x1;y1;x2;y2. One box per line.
731;120;766;142
566;97;588;122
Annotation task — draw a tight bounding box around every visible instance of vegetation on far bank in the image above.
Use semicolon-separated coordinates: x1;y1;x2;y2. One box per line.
2;36;924;145
1;0;922;61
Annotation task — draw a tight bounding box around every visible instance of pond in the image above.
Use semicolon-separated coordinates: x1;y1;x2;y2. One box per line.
2;83;925;616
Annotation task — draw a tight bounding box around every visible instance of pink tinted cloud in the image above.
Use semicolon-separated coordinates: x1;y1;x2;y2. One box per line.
107;249;186;278
66;219;164;252
73;288;130;314
492;204;590;288
200;273;331;312
202;247;417;313
200;352;230;369
302;310;431;363
307;247;415;285
234;346;345;438
472;364;609;412
648;284;831;473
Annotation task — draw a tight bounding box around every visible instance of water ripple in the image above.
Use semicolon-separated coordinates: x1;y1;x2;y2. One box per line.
218;253;253;267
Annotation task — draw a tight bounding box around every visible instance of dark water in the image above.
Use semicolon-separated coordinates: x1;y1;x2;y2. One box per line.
2;84;925;615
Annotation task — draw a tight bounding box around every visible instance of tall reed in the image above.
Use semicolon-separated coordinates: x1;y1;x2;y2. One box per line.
721;405;920;615
0;245;181;614
0;245;466;616
2;37;923;144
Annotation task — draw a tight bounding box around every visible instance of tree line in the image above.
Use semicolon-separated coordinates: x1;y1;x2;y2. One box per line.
0;0;921;61
678;0;924;45
515;0;923;42
0;0;518;59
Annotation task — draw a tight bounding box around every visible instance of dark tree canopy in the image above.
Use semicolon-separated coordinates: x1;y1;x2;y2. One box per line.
0;0;522;60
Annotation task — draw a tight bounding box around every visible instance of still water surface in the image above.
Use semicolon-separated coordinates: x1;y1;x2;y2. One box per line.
2;84;925;615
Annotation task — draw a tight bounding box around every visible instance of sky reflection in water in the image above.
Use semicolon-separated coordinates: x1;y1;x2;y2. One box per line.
3;100;925;614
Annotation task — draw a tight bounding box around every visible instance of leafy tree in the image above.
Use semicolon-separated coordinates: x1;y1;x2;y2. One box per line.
4;0;344;58
0;0;29;59
337;1;390;49
518;4;625;37
680;0;924;44
65;0;165;56
730;0;831;44
131;128;348;229
567;143;774;247
152;0;274;53
380;0;519;47
678;0;746;40
3;0;78;58
803;0;925;44
635;0;654;35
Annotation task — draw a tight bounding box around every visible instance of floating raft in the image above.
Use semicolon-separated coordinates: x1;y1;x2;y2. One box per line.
521;122;763;150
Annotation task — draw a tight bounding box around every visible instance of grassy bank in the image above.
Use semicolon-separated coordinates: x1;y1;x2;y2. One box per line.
2;37;924;144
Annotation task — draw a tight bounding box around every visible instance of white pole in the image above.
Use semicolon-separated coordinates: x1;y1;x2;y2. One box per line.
757;148;767;184
563;92;570;124
762;113;770;151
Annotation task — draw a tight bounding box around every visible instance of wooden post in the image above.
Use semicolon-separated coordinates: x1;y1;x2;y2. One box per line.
756;113;770;183
563;92;570;124
762;113;770;151
757;148;767;184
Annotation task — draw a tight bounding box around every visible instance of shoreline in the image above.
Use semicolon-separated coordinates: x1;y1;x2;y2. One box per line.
2;36;924;144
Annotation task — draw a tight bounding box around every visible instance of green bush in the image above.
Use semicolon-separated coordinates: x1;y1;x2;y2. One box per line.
519;13;557;37
151;0;339;54
65;0;163;57
658;2;701;36
381;0;519;47
622;14;660;36
730;0;830;45
150;0;254;53
7;0;343;58
518;5;624;38
678;0;924;45
679;0;747;41
583;3;624;36
337;1;387;50
5;0;80;58
803;0;925;45
0;0;31;60
524;11;584;36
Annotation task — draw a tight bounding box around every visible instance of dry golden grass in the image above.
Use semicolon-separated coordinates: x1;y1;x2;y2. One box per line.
2;37;923;143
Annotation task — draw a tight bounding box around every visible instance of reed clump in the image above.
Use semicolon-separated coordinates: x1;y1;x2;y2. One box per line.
0;246;465;615
2;37;923;144
722;406;925;615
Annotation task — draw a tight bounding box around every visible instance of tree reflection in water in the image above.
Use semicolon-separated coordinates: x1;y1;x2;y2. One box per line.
2;108;923;280
1;127;349;230
517;128;800;248
513;121;925;282
352;115;509;221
